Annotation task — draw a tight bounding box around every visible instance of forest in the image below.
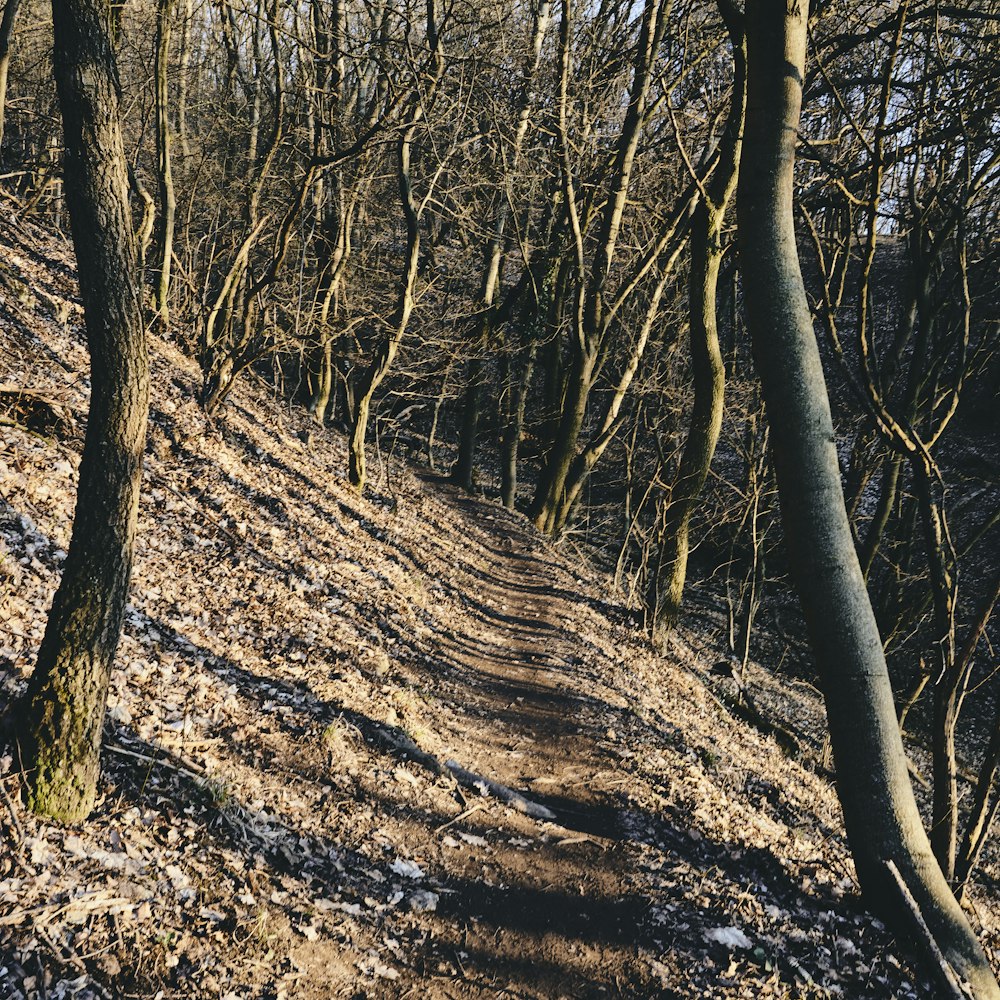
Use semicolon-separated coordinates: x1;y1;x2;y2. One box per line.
0;0;998;995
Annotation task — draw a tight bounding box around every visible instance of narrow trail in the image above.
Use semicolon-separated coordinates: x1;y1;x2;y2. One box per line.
385;484;664;998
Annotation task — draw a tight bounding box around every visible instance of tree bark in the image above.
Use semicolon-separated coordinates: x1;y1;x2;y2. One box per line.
153;0;176;325
0;0;21;163
15;0;149;823
153;0;177;329
737;3;999;996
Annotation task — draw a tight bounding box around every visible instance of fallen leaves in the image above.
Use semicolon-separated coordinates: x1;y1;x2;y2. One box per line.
0;216;994;1000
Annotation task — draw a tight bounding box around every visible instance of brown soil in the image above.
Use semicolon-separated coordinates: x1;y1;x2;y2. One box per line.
0;213;998;999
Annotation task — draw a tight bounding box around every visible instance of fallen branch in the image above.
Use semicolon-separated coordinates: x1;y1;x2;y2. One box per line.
445;759;556;821
103;742;208;782
367;723;446;776
364;721;555;820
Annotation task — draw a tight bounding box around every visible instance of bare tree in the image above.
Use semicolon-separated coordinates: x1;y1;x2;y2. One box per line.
737;1;998;994
650;0;745;644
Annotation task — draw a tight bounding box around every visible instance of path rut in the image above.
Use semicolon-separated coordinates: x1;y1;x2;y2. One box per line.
373;485;665;998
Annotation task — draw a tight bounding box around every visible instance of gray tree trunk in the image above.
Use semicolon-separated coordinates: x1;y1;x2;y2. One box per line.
737;2;999;996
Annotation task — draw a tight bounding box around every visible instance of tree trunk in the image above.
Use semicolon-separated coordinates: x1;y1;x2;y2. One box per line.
0;0;21;163
452;353;484;491
500;340;535;509
531;346;596;533
530;0;665;535
932;574;1000;887
348;126;421;491
737;3;999;996
345;0;443;490
956;704;1000;903
16;0;149;823
651;2;744;640
154;0;176;325
451;0;550;489
859;449;903;578
175;0;191;159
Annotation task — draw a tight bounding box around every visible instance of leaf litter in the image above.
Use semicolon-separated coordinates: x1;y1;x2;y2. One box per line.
0;214;997;998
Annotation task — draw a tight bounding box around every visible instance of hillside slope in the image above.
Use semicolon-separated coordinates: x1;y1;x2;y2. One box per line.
0;213;997;998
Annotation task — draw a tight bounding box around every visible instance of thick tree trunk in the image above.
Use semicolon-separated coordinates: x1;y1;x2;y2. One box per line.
738;3;999;996
16;0;149;823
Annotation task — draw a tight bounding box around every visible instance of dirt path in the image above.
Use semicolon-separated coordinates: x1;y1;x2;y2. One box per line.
1;228;964;999
394;487;660;997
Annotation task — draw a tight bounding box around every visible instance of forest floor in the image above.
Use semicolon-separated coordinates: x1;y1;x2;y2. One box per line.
0;213;998;999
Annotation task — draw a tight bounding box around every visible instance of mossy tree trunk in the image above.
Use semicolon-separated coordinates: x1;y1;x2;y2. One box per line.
16;0;149;823
738;3;999;995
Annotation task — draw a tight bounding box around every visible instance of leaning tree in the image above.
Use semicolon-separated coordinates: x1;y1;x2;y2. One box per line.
737;0;999;995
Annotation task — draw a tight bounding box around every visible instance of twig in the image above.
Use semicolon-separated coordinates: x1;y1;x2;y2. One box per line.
885;860;974;1000
555;834;606;848
103;743;206;782
434;804;483;834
